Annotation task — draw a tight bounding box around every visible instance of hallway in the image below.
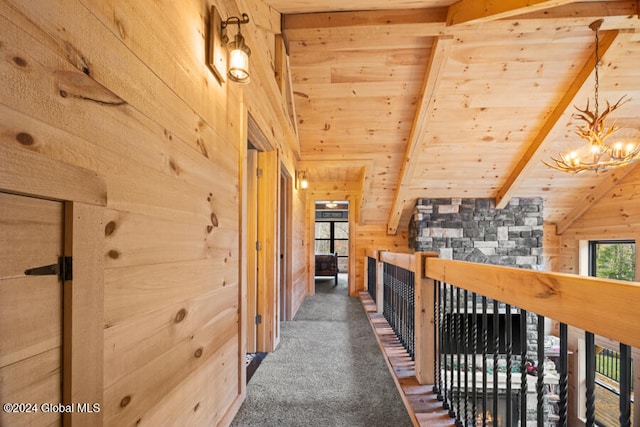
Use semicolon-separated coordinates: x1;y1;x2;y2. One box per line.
231;275;412;426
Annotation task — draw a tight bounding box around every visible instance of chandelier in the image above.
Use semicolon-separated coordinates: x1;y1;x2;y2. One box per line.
544;19;638;173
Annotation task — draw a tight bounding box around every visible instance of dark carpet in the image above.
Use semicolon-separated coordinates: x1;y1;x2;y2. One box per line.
231;274;412;427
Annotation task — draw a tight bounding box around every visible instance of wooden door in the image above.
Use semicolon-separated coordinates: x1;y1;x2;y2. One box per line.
246;149;258;353
256;150;279;351
0;192;64;426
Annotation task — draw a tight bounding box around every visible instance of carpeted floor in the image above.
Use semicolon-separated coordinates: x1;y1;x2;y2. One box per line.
231;274;412;427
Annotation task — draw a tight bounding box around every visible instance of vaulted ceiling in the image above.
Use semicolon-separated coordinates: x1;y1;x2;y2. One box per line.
265;0;640;234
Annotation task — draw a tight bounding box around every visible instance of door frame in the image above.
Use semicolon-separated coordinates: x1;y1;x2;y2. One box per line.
246;115;283;353
279;167;293;321
1;143;106;426
306;195;357;296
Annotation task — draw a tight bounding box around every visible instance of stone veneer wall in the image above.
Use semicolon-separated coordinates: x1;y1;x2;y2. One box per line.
409;197;544;269
409;197;544;364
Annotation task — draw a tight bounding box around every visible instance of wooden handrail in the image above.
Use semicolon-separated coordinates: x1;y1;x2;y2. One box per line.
424;257;640;349
364;248;378;259
380;251;439;271
380;251;415;271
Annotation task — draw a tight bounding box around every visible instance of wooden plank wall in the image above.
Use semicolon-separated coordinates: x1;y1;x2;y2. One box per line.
291;183;307;316
354;224;409;291
558;165;640;276
0;0;300;425
556;164;640;426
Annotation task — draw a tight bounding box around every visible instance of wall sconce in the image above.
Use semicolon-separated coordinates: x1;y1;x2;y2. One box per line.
208;7;251;84
296;171;308;189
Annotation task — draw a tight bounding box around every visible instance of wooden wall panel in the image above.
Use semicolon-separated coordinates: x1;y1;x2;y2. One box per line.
291;184;307;317
354;224;409;290
0;0;298;425
559;165;640;275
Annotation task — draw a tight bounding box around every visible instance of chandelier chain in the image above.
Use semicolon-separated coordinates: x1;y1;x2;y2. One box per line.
594;27;599;118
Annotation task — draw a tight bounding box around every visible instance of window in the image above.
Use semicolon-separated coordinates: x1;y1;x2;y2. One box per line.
314;221;349;271
586;239;635;425
588;240;636;281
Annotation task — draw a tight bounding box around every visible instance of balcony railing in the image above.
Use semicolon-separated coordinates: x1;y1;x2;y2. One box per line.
364;250;639;427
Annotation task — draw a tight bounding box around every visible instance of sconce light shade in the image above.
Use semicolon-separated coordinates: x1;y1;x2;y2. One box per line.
297;170;308;189
208;7;251;85
228;33;251;84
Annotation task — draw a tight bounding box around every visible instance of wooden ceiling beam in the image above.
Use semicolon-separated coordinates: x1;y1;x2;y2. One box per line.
495;29;629;209
387;36;454;235
446;0;580;26
283;2;637;32
282;7;447;31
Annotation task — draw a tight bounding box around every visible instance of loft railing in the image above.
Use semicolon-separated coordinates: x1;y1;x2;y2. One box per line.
366;251;639;427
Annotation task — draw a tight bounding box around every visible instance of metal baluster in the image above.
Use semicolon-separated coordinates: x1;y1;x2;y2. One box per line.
449;283;456;419
410;270;415;359
493;300;499;425
383;264;389;322
404;268;409;355
443;282;450;411
410;271;415;360
505;304;512;427
400;268;404;348
482;296;488;427
455;286;462;427
537;315;545;427
464;289;469;426
619;343;632;427
585;332;595;427
434;280;440;395
558;323;568;427
520;310;528;427
472;292;478;426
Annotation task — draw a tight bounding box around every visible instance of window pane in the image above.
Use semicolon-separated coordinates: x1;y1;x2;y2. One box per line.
335;222;349;239
315;240;330;254
315;222;331;239
334;239;349;256
593;241;635;281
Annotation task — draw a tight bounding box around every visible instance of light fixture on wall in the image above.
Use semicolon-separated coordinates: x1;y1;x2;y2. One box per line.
296;170;308;189
325;201;338;208
208;7;251;84
544;19;637;174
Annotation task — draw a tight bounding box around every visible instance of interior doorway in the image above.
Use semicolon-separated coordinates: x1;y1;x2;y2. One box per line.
314;201;349;289
279;169;293;321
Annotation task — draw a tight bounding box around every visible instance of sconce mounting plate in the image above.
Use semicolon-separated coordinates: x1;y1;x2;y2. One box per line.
208;6;226;83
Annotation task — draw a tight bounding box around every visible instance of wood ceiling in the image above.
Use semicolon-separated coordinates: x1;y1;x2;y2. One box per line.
266;0;640;234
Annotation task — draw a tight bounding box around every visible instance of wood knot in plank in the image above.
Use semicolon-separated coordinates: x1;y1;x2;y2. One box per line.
210;213;219;227
197;138;209;158
107;250;120;259
194;347;203;358
120;395;131;408
13;56;28;67
535;281;559;299
193;402;200;412
55;70;125;106
105;221;117;236
175;308;187;323
15;132;34;146
116;19;127;40
169;158;180;175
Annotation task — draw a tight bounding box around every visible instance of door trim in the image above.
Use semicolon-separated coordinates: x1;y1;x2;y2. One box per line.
1;143;106;426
